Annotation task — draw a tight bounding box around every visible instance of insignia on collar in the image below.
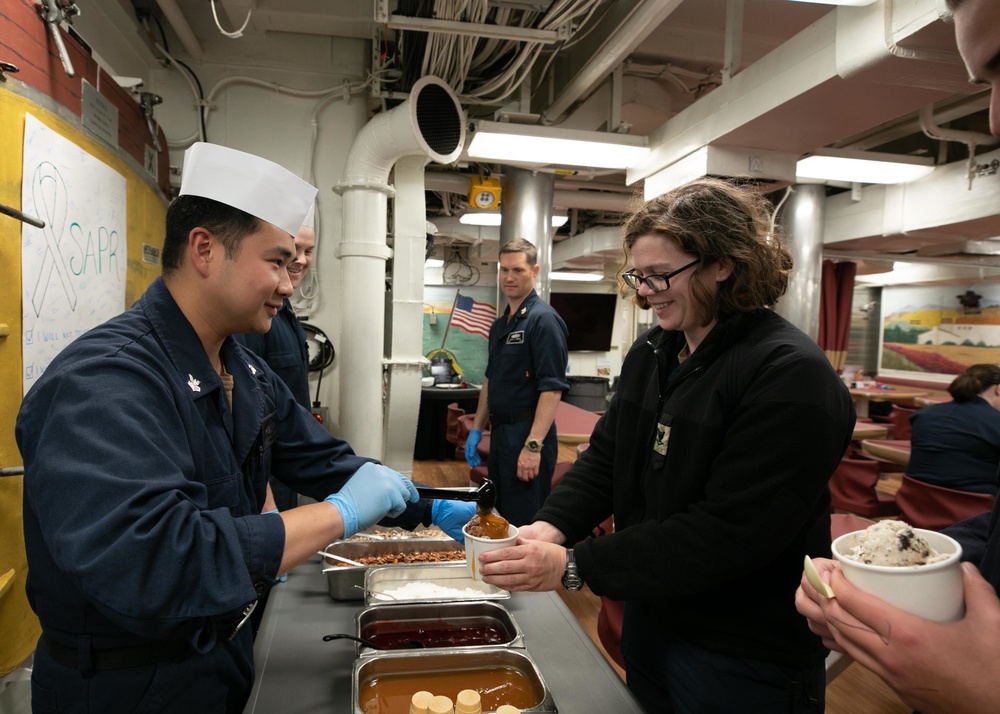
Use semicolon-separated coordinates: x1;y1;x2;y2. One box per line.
187;374;202;392
519;307;527;315
653;422;670;455
248;363;257;375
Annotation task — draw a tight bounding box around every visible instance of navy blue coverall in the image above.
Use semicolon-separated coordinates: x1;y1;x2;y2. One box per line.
485;289;569;525
16;277;372;713
235;298;311;511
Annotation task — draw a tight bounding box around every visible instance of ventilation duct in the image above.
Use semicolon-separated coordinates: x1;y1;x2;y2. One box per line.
335;76;465;459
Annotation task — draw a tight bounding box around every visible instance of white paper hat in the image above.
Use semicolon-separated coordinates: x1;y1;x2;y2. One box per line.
302;202;315;229
179;142;318;236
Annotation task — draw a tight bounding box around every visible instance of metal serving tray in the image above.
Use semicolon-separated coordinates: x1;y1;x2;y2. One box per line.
354;600;525;656
363;563;509;606
323;538;464;601
352;647;557;714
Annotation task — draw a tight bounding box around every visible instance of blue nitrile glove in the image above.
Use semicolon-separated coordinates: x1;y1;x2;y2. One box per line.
261;509;288;582
324;462;419;539
431;500;477;542
465;429;483;467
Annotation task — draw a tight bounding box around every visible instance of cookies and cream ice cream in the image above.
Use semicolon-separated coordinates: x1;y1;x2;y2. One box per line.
845;520;947;567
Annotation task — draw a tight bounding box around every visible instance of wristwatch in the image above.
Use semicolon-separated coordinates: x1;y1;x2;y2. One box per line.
562;548;583;591
524;438;542;453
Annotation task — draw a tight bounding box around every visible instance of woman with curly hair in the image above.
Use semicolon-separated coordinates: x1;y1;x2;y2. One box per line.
479;177;855;712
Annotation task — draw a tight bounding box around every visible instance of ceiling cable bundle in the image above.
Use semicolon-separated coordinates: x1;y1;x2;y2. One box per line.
443;248;480;285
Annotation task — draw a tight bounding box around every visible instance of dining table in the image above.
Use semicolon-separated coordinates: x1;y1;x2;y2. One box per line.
849;387;928;419
852;423;889;440
860;438;912;466
555;400;602;445
914;394;952;407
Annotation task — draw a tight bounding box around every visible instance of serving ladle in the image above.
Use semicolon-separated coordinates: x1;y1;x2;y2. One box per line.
416;478;497;513
322;633;423;650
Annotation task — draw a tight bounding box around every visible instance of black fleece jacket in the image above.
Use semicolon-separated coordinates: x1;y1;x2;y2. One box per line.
536;308;856;666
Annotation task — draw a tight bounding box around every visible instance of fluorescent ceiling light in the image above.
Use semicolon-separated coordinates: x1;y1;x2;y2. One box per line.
424;258;444;268
460;212;567;228
796;149;934;185
460;212;502;227
467;120;650;170
784;0;877;6
551;271;604;282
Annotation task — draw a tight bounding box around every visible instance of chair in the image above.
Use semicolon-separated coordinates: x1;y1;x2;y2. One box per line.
592;510;624;670
888;404;918;441
445;403;466;450
828;457;900;518
455;412;490;469
597;596;625;670
550;461;572;489
830;512;875;539
894;474;995;530
846;443;906;474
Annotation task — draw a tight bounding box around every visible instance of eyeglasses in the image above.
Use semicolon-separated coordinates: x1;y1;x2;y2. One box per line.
621;259;700;292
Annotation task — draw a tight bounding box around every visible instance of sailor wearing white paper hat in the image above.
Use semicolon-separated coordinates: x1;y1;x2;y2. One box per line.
233;196;317;514
16;142;419;713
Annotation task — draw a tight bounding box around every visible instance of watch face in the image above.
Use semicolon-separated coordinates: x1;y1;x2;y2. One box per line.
474;190;495;208
562;572;583;590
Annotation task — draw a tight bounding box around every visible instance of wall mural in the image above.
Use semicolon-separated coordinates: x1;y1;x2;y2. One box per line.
880;285;1000;380
423;286;496;385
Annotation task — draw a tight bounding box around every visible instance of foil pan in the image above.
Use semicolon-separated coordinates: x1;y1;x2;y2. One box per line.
363;563;509;606
323;538;464;601
354;600;525;656
353;646;557;714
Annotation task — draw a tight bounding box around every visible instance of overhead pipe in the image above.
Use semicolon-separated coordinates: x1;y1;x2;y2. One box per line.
774;185;825;341
921;103;1000;145
334;76;465;459
630;0;968;186
919;105;1000;186
155;0;205;61
541;0;685;124
381;155;430;476
500;168;556;302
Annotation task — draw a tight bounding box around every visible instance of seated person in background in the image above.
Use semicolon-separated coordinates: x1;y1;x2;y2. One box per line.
907;363;1000;496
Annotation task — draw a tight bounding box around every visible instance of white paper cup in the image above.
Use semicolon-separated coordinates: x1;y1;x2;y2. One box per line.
832;528;964;622
463;522;519;580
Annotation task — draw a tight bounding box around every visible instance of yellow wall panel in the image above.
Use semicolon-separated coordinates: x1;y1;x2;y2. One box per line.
0;87;166;675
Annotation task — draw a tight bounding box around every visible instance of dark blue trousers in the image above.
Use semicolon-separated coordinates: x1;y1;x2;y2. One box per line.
487;421;556;526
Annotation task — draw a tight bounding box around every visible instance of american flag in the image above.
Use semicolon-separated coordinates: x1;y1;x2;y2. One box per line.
450;293;495;339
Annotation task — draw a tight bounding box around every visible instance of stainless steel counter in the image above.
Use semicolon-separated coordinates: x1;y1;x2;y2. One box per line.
243;556;644;713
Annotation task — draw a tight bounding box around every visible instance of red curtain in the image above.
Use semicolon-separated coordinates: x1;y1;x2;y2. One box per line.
818;260;857;373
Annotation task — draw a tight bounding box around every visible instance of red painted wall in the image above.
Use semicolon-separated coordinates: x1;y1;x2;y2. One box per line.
0;0;170;197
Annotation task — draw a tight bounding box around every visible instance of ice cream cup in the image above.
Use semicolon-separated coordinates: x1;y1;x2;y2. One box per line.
832;528;964;622
463;522;519;581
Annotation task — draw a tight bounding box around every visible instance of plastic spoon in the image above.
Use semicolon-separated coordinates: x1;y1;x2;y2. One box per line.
804;555;836;599
317;551;365;568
